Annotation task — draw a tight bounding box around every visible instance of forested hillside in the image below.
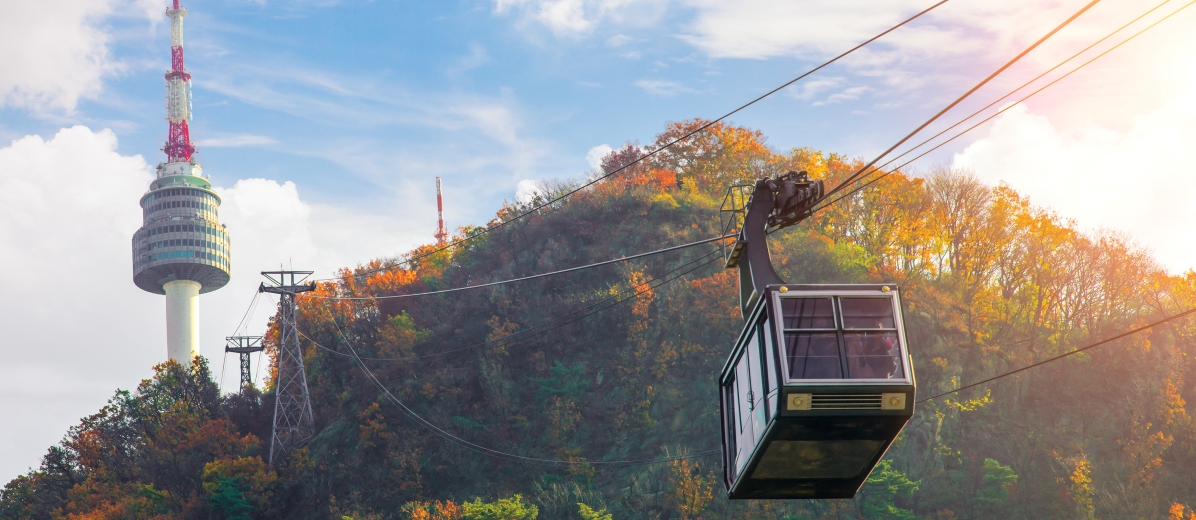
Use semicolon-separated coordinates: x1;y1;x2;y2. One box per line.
5;120;1196;519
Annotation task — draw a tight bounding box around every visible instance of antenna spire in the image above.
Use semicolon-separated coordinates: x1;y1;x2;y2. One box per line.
434;177;448;245
164;0;195;162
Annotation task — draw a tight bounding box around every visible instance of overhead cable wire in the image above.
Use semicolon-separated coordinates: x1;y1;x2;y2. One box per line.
313;0;952;283
812;0;1195;212
917;308;1196;404
819;0;1102;202
219;348;228;389
310;249;721;361
309;250;725;361
232;291;262;337
314;234;734;301
875;0;1175;171
304;315;720;466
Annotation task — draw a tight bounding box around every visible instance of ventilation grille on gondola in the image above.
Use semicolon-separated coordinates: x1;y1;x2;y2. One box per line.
811;394;883;410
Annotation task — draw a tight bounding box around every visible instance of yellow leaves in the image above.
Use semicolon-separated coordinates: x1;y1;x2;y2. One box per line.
1129;322;1152;353
945;388;993;412
377;312;431;358
555;446;595;481
625;270;654;320
1119;421;1174;491
546;396;581;443
1168;503;1196;520
1162;379;1189;427
1069;457;1095;520
484;315;518;348
665;457;713;520
357;402;390;448
650;192;680;210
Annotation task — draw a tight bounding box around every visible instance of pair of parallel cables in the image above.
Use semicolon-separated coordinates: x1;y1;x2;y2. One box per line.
237;0;1196;465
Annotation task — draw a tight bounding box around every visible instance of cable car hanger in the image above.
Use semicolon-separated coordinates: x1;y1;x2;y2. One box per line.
717;172;916;500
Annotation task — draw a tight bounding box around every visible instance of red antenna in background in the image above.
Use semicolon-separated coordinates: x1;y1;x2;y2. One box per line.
434;177;448;245
164;0;195;162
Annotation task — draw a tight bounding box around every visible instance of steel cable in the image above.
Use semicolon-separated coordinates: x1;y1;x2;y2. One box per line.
819;0;1102;201
309;249;724;361
313;234;733;301
917;308;1196;404
813;0;1196;212
313;0;953;283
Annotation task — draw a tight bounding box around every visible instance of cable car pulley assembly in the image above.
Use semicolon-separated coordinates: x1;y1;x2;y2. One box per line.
718;172;916;499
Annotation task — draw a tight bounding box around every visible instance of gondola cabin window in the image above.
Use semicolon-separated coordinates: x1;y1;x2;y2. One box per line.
726;319;769;479
782;296;904;381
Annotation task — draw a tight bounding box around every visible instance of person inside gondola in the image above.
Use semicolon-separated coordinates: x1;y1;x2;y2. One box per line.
849;319;899;378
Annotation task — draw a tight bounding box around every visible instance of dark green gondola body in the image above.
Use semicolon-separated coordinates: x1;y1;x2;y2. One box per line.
720;284;916;499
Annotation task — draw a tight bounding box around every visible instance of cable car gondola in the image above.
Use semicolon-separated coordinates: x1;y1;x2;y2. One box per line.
718;173;916;499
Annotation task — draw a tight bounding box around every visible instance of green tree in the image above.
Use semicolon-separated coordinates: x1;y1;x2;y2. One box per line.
859;459;920;520
461;494;538;520
577;502;612;520
974;458;1018;505
207;476;252;520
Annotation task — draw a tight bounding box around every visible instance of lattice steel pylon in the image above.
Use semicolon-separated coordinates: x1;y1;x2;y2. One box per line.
260;271;316;464
225;336;264;390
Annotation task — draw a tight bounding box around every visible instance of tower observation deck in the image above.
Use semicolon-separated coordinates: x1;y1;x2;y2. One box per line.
132;0;230;362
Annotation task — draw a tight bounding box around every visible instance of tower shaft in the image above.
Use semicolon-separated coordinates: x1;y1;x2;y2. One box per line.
434;177;448;245
164;280;200;361
260;271;316;463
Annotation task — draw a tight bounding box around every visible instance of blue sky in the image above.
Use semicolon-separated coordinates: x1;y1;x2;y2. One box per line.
2;0;1195;481
1;0;1077;226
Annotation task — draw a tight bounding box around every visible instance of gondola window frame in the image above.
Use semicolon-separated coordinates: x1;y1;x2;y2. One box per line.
774;290;913;386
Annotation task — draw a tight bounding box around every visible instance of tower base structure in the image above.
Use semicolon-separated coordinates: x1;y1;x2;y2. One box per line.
165;279;201;361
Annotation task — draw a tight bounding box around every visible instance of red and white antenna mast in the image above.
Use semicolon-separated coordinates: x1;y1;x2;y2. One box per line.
434;177;448;245
164;0;195;163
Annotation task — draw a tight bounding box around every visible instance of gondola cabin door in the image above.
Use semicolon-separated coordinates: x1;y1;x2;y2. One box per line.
720;284;915;499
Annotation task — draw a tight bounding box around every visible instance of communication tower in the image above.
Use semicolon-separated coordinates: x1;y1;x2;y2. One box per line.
131;0;231;362
434;177;448;245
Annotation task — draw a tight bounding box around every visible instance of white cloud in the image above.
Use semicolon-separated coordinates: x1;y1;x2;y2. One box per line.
606;33;633;47
652;0;1187;107
515;179;542;204
812;85;870;106
672;0;1141;64
493;0;667;37
788;76;845;101
0;126;156;479
952;96;1196;273
195;134;278;148
676;0;970;61
0;0;158;112
448;43;489;75
586;144;613;169
0;126;424;482
634;79;697;97
200;64;531;148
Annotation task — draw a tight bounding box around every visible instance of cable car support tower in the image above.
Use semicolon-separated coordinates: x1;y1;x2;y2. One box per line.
260;271;316;464
225;336;264;391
